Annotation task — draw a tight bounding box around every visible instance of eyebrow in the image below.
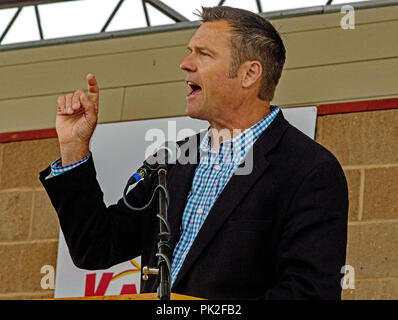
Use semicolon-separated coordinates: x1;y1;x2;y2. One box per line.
187;45;216;55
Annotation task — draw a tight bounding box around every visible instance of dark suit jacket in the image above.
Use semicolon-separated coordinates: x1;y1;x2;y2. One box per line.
40;111;348;300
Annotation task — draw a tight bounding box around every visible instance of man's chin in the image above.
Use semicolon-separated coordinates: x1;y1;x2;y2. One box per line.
185;104;203;120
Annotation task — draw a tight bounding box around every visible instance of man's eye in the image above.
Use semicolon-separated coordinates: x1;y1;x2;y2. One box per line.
200;51;210;57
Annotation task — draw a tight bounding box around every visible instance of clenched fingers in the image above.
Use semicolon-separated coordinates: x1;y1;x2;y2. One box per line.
57;90;85;115
65;93;73;114
72;89;85;111
57;95;66;114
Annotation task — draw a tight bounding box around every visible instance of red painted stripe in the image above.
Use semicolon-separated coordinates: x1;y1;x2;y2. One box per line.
0;128;57;143
317;97;398;115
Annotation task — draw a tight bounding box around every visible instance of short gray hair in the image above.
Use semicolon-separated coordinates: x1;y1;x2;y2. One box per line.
199;6;286;101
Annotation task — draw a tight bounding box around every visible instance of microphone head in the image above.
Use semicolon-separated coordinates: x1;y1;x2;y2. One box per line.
144;141;180;169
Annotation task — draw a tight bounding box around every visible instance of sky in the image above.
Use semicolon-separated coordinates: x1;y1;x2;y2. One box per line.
0;0;370;45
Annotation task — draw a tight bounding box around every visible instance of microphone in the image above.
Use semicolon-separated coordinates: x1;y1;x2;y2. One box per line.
127;141;180;186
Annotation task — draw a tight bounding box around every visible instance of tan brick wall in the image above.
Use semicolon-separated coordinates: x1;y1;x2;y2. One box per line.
315;109;398;300
0;139;59;299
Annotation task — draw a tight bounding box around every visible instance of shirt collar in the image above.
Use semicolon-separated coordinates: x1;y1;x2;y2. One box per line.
199;105;280;164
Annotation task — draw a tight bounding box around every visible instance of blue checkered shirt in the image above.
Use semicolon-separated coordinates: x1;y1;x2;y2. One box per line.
49;153;91;177
170;106;279;285
50;106;280;286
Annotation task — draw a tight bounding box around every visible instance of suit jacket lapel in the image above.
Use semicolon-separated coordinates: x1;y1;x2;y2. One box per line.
167;162;196;253
172;111;290;289
167;131;206;254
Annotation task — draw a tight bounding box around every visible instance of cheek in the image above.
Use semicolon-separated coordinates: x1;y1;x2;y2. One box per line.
208;75;233;96
215;78;238;100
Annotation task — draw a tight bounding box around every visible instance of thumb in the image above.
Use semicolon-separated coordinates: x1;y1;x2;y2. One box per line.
86;73;99;104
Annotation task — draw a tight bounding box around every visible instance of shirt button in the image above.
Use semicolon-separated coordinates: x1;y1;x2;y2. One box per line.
214;164;221;171
196;208;204;214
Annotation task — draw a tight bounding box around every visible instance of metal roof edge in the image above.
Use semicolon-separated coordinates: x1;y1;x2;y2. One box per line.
1;0;397;52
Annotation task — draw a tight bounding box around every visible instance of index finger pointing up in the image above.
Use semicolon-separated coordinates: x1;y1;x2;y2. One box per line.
86;73;99;103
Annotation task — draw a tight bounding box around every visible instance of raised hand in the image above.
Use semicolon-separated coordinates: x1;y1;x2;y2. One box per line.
56;74;99;166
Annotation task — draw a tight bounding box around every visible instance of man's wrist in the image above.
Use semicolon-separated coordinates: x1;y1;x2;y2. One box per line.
51;152;92;177
59;143;90;166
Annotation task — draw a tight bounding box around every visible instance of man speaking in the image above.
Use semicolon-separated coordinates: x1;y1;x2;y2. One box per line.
40;6;348;300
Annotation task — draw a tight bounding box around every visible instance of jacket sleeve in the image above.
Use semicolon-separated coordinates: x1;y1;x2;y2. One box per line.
40;155;156;270
263;159;349;300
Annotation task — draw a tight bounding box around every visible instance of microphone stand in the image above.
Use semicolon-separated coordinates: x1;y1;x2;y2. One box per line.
123;161;172;300
156;165;171;300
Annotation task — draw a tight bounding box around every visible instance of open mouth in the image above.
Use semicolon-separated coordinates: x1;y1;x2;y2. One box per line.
187;81;202;98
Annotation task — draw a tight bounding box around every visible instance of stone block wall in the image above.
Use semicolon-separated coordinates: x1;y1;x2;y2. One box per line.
0;139;60;299
316;109;398;299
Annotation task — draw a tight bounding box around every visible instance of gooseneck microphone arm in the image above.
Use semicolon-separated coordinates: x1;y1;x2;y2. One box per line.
123;165;172;300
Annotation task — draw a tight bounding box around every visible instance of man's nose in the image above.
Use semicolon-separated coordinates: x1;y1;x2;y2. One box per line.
180;54;196;72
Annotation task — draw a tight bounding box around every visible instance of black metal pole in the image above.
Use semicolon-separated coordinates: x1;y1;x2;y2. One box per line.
101;0;124;33
142;0;151;27
34;5;44;40
157;166;170;300
0;6;22;44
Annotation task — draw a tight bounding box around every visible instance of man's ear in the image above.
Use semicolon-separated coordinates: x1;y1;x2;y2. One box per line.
241;61;262;89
